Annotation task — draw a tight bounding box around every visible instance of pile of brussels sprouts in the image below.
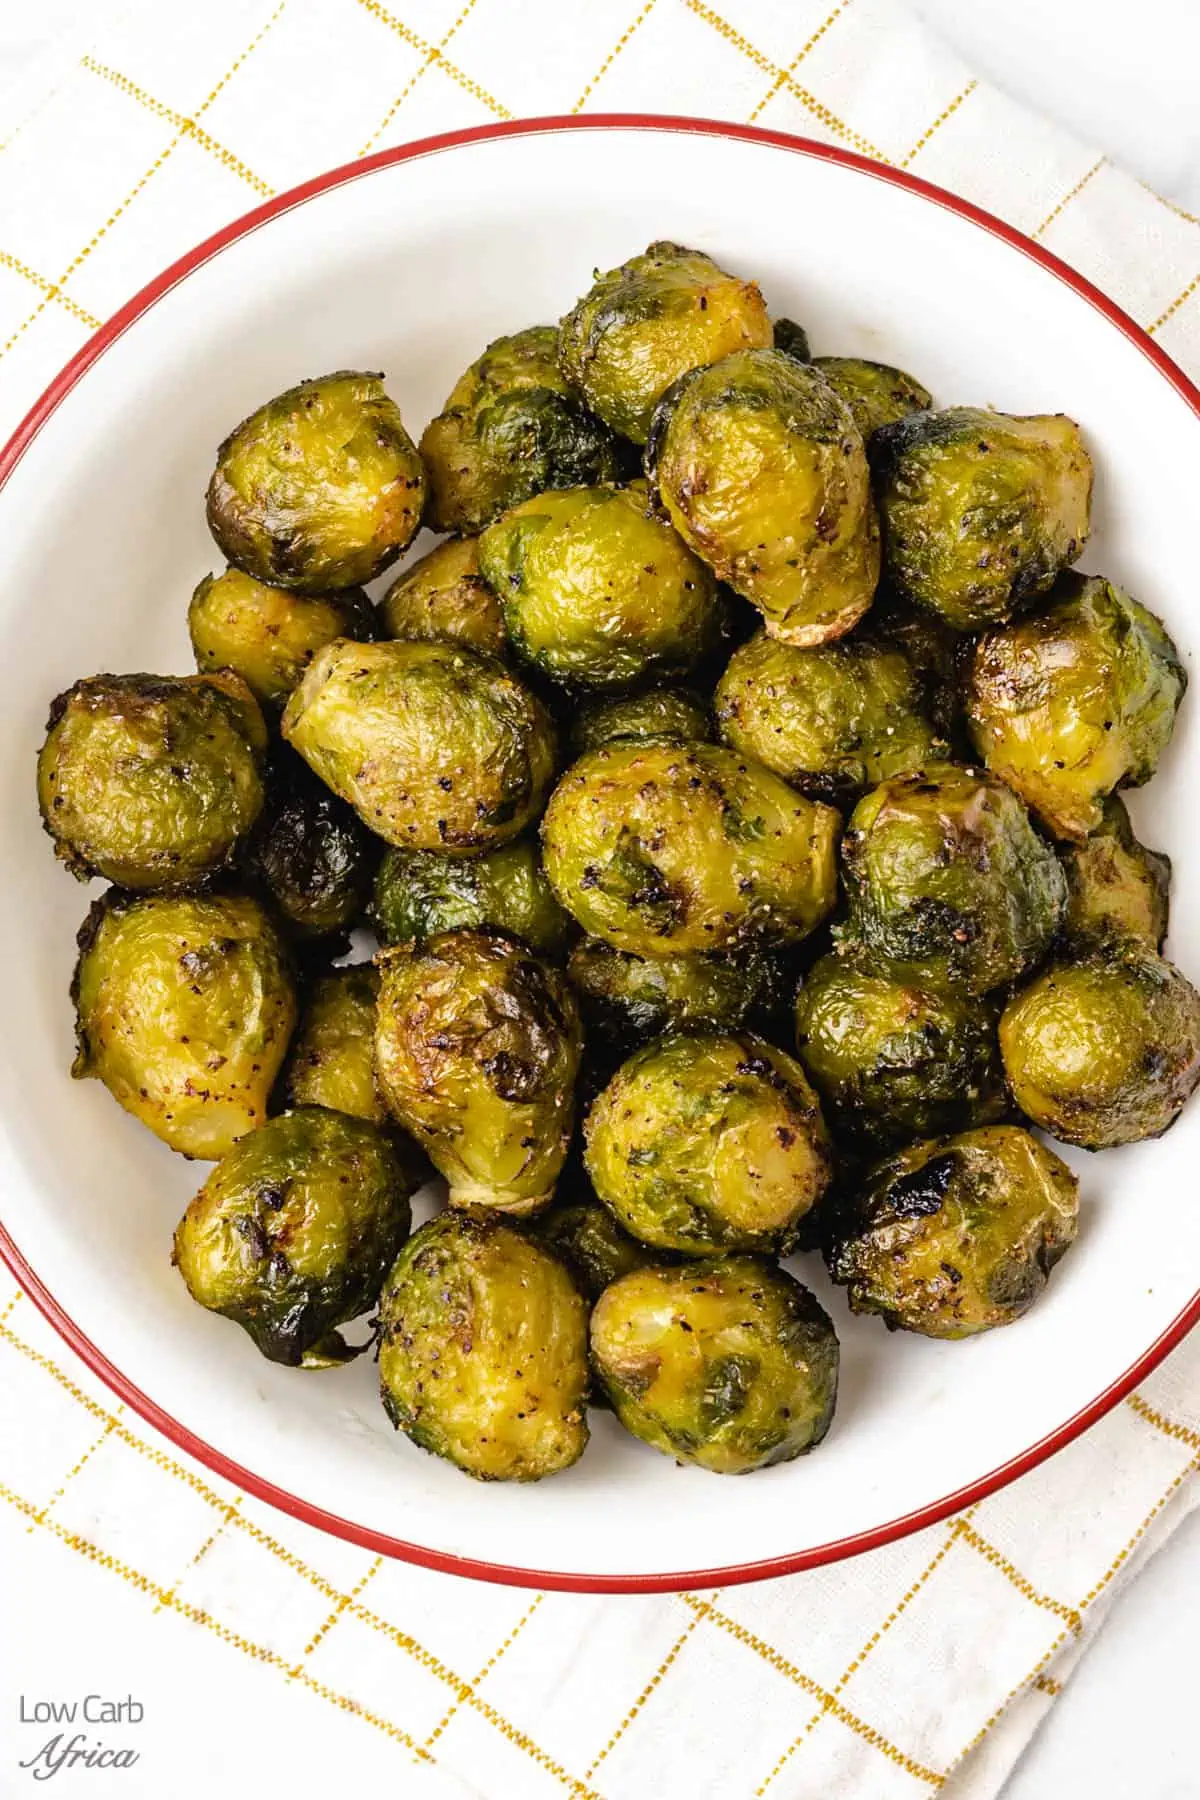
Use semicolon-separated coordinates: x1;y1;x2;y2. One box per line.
35;241;1200;1485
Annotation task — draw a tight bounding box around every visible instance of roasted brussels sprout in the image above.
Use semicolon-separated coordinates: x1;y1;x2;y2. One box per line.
378;535;507;659
812;357;932;439
281;637;557;853
559;241;772;444
37;671;266;891
371;835;571;957
965;573;1186;841
420;326;623;535
871;407;1093;630
794;950;1006;1147
377;1210;589;1480
828;1126;1079;1338
715;628;946;802
280;964;386;1125
841;763;1066;993
870;586;965;746
375;929;581;1212
572;686;712;755
567;938;774;1048
591;1258;838;1473
585;1032;832;1255
772;317;811;363
206;372;424;591
1061;797;1170;950
999;945;1200;1148
188;567;376;711
172;1107;413;1365
647;348;880;646
541;739;839;955
72;891;296;1159
535;1181;660;1303
243;750;375;941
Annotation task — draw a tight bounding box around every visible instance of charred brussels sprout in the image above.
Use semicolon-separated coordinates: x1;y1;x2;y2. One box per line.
966;573;1186;840
72;891;296;1159
280;965;387;1125
377;1210;589;1481
999;946;1200;1148
841;764;1066;993
772;317;811;363
282;637;557;853
871;407;1092;630
371;836;571;957
794;951;1006;1147
715;628;946;802
829;1126;1079;1337
420;326;623;535
1061;798;1170;950
206;372;425;591
478;482;723;690
567;939;773;1048
559;241;772;444
812;357;932;439
375;929;581;1212
37;671;266;891
541;739;839;955
188;567;375;711
572;686;712;755
585;1032;832;1255
647;348;880;646
378;535;507;659
243;750;375;940
173;1107;413;1366
591;1258;838;1473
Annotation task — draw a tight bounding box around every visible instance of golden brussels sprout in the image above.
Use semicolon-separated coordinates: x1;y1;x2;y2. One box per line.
172;1107;413;1366
206;372;424;591
72;891;296;1159
567;938;774;1049
999;946;1200;1149
585;1032;832;1255
478;482;723;690
559;241;773;444
280;965;387;1125
794;950;1006;1147
871;407;1093;630
812;357;932;439
188;567;376;711
420;326;624;535
965;573;1186;841
772;317;811;363
375;929;581;1213
37;671;266;891
1061;797;1170;950
378;535;507;659
647;348;880;646
281;637;557;853
377;1210;589;1481
372;835;570;957
591;1258;838;1473
541;739;839;955
243;750;375;941
841;763;1066;994
715;628;946;802
828;1126;1079;1338
572;685;712;755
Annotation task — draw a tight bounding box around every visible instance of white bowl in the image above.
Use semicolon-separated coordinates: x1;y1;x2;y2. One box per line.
2;117;1199;1593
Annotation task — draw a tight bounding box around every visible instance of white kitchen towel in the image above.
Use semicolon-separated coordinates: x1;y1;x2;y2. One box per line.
1;4;1199;1798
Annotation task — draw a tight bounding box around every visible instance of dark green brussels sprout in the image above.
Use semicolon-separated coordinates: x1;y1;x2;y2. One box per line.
559;241;773;444
188;567;376;711
377;1210;589;1481
794;950;1006;1147
478;482;723;690
280;964;387;1125
206;372;424;591
841;763;1066;993
243;750;375;941
714;628;947;803
172;1107;413;1366
647;348;880;646
571;686;712;755
772;317;811;363
965;573;1186;841
585;1032;832;1255
871;407;1093;630
375;929;581;1213
534;1182;661;1303
1061;797;1170;950
567;938;774;1048
870;586;965;746
281;637;557;853
590;1258;838;1473
378;535;507;659
541;739;840;955
371;835;571;957
419;326;623;535
999;945;1200;1149
828;1125;1079;1338
72;891;297;1159
37;671;267;891
811;357;931;440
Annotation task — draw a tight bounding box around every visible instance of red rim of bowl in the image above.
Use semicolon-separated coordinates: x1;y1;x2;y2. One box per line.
3;113;1199;1594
